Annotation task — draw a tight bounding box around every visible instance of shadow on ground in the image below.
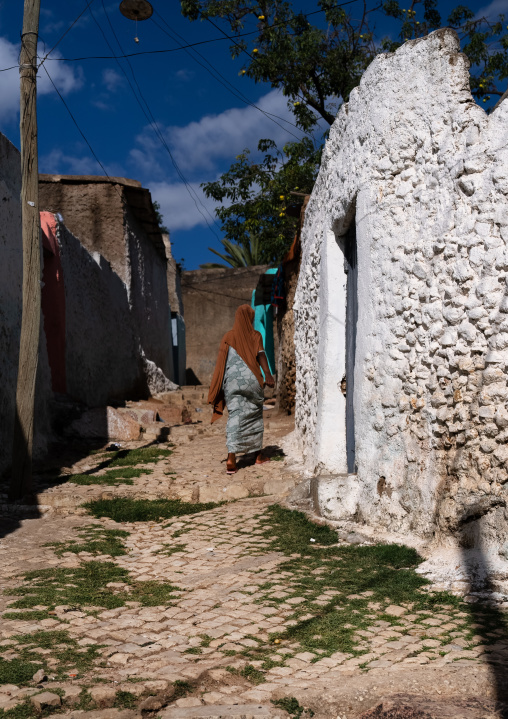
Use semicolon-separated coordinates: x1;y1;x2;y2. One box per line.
234;444;285;470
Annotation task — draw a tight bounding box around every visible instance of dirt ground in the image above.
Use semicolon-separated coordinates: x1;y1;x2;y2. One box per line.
1;397;508;719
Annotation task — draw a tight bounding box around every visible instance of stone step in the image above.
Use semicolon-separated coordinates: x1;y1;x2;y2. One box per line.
159;704;280;718
169;424;205;442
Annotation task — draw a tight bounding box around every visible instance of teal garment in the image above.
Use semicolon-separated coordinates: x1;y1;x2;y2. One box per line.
251;267;276;375
223;347;264;454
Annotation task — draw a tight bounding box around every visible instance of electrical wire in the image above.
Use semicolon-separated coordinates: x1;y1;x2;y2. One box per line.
0;1;360;73
40;63;124;200
204;14;320;118
33;0;359;64
38;0;98;68
151;11;309;143
93;0;221;238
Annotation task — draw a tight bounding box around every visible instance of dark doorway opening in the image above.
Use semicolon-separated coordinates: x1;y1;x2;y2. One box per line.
344;221;358;474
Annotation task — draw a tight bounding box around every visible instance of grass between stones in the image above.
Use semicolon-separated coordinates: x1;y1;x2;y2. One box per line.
232;505;471;663
0;629;102;687
83;497;223;522
103;447;173;467
66;467;152;486
61;446;174;486
3;560;181;618
155;542;188;556
44;525;130;557
272;697;314;719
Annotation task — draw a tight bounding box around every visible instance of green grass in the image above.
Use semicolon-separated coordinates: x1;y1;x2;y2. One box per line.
272;697;313;719
0;630;102;687
5;560;180;613
0;700;37;719
155;542;187;556
0;657;42;686
83;497;222;522
225;663;266;684
106;447;173;467
220;505;466;660
67;467;153;486
240;664;266;684
114;691;136;709
172;680;192;699
45;525;130;557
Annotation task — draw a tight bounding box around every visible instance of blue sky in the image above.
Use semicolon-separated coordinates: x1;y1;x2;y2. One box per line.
0;0;503;269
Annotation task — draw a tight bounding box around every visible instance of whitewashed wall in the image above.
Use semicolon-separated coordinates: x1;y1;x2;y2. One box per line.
294;29;508;551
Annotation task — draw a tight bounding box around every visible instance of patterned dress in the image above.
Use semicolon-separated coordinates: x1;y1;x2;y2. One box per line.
223;347;264;454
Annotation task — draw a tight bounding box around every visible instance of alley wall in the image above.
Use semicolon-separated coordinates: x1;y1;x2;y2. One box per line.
293;29;508;554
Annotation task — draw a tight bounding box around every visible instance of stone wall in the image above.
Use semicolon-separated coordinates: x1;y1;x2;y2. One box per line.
293;30;508;553
277;198;308;415
39;175;175;390
182;266;268;385
55;219;143;406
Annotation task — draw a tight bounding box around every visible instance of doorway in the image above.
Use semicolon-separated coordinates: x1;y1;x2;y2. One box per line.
344;222;357;473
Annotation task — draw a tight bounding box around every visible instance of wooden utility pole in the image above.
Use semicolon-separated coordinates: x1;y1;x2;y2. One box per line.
9;0;42;501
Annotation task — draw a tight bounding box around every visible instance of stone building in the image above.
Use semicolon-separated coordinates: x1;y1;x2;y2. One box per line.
293;30;508;558
0;144;181;477
39;174;179;395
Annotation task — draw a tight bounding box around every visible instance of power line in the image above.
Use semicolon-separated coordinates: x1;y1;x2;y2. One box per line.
40;64;124;201
32;1;359;64
151;11;309;144
38;0;98;68
94;0;221;238
204;14;321;120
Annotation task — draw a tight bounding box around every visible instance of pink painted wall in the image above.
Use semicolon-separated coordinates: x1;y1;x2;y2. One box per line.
40;211;66;394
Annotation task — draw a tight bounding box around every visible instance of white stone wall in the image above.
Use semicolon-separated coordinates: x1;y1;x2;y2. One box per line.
294;29;508;551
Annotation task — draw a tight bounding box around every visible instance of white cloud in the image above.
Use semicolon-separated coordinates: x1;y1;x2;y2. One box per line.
39;148;125;178
130;88;304;175
475;0;507;19
149;180;221;232
102;68;125;92
0;37;83;124
39;148;98;175
175;68;195;82
129;89;311;234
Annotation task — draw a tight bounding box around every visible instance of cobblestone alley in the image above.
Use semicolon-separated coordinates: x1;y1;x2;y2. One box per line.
1;392;508;719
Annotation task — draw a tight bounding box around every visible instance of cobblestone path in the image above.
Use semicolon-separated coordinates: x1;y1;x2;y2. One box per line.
1;409;508;718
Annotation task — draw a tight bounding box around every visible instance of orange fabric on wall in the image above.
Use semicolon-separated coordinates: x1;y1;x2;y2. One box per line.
208;304;264;423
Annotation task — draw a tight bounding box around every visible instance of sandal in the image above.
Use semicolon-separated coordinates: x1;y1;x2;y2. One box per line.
226;464;238;474
255;455;270;465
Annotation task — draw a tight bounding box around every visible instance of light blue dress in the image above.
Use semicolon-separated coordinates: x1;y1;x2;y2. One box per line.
223;347;264;454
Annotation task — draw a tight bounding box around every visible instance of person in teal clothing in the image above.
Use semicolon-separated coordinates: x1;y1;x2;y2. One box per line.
251;267;277;376
208;305;275;474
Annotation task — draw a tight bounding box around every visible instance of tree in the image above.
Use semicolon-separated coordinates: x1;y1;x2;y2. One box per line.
203;138;320;264
152;200;169;234
200;232;263;267
182;0;507;261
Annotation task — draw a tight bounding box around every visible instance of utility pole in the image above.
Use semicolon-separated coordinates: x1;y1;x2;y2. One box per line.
9;0;42;501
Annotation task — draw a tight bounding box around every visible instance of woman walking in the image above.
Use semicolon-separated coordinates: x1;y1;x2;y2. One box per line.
208;304;275;474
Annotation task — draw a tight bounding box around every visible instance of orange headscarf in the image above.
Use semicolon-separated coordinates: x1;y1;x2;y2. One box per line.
208;304;264;423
